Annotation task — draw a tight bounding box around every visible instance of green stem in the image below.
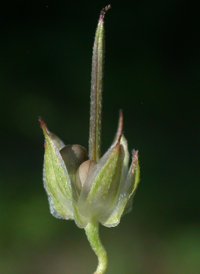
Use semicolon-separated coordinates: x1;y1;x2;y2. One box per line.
85;221;108;274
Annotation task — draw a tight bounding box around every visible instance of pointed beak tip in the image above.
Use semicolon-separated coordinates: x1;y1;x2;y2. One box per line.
99;5;111;21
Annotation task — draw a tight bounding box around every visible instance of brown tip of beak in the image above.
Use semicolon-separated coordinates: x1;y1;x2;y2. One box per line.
99;5;111;21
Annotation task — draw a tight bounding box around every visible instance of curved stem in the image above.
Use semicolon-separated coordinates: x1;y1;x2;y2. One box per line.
85;221;107;274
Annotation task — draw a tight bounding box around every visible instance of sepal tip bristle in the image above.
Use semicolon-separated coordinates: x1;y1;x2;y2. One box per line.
39;117;50;135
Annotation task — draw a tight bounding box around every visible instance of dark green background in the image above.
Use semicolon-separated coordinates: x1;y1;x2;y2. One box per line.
1;1;199;273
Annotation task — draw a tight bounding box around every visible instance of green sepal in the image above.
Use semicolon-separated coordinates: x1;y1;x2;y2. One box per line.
78;138;124;222
40;119;74;220
103;151;140;227
123;155;140;215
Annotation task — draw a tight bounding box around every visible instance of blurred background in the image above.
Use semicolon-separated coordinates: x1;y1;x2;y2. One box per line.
1;1;200;273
